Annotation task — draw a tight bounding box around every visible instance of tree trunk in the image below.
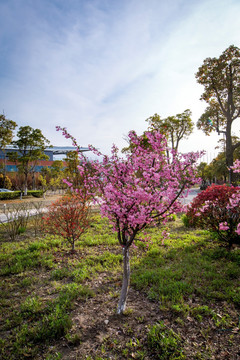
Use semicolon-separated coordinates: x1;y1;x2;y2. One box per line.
225;115;235;184
24;173;28;196
117;246;130;315
3;152;6;188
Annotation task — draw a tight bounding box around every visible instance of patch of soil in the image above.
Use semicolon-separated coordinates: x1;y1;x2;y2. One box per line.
38;276;240;360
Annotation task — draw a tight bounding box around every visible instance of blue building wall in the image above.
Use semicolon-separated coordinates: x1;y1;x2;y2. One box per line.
0;149;54;161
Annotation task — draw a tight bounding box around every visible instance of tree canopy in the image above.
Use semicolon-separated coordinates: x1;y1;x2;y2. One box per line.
9;126;51;194
0;114;17;151
146;109;194;153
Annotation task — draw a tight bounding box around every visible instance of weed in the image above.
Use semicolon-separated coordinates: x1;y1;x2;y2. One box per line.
65;331;82;346
147;321;185;359
34;304;72;341
50;267;70;280
19;276;35;288
20;295;43;317
45;353;63;360
136;315;145;323
18;226;26;234
171;303;190;316
123;307;134;315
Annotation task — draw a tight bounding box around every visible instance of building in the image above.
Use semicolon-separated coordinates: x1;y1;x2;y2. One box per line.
0;146;89;172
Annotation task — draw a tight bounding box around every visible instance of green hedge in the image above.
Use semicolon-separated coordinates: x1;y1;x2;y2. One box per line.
0;191;21;200
26;190;44;198
0;190;44;200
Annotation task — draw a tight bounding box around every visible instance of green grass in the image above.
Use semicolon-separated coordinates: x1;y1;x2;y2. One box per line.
0;213;239;359
131;222;240;307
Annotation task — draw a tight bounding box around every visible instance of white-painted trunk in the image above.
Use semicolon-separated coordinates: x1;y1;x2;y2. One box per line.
117;246;130;315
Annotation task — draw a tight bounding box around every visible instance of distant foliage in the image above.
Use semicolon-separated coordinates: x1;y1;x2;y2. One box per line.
185;184;240;248
0;173;12;189
42;194;90;251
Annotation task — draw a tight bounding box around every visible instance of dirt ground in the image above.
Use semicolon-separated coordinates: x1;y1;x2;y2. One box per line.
37;268;240;360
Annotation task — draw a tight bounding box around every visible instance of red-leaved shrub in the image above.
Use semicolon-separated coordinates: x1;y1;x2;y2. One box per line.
42;194;89;251
185;184;240;248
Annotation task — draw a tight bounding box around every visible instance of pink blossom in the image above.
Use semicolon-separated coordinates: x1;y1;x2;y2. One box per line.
231;159;240;173
236;223;240;235
62;178;73;187
219;222;229;231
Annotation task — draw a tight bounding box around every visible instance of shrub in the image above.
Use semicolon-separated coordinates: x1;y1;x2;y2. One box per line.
0;203;30;240
0;174;12;189
42;194;90;251
25;190;44;198
185;184;240;248
30;201;45;236
0;191;21;200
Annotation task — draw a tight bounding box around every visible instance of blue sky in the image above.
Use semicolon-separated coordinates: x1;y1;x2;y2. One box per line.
1;0;240;161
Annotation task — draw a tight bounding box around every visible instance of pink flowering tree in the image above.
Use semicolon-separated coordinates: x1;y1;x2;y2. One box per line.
231;159;240;174
57;127;200;314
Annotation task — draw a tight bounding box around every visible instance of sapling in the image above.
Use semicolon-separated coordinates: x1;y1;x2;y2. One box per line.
42;194;90;252
57;126;200;314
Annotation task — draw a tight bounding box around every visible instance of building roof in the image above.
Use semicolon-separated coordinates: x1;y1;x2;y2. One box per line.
46;146;90;155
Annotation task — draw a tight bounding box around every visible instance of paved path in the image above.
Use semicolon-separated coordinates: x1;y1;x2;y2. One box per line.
0;188;201;224
0;207;48;223
181;187;201;205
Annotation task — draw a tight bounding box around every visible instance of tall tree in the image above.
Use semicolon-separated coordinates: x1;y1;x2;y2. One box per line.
0;114;17;186
196;45;240;183
146;109;194;153
9;126;50;195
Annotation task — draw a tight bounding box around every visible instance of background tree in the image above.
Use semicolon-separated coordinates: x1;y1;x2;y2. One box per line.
210;153;229;183
146;109;194;153
0;114;17;187
9;126;50;195
51;160;64;178
0;173;12;189
196;45;240;183
64;151;81;187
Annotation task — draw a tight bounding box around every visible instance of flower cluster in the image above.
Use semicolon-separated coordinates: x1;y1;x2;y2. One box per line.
185;184;240;248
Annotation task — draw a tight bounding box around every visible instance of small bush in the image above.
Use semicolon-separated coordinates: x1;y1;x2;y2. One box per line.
0;203;30;240
181;214;190;227
42;194;90;251
185;184;240;248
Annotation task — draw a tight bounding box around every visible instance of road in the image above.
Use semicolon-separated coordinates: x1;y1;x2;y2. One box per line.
181;187;201;205
0;188;201;224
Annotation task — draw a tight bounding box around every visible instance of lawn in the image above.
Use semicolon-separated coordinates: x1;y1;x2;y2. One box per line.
0;213;240;359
